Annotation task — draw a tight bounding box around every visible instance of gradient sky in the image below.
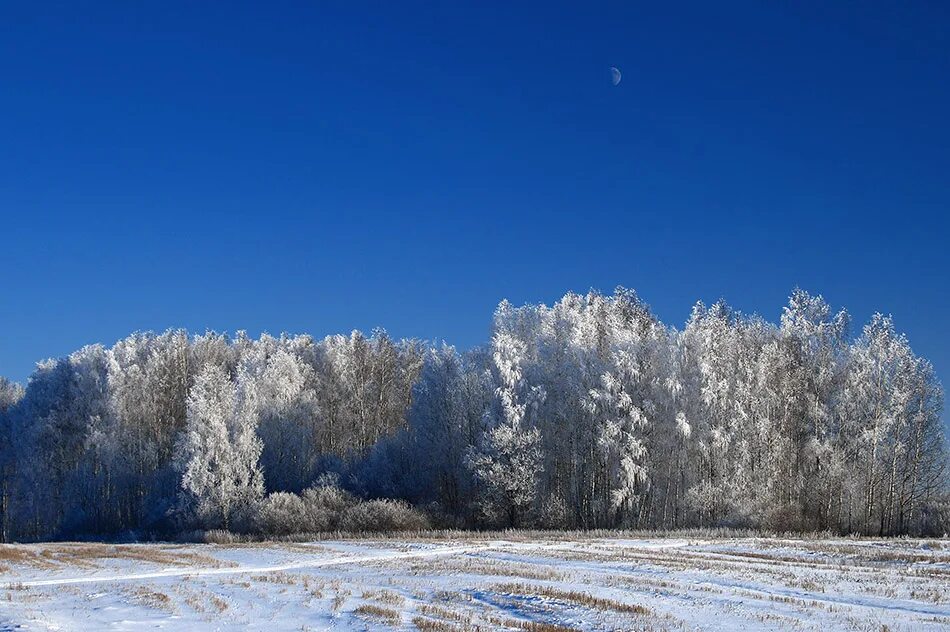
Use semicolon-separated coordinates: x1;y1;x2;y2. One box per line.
1;2;948;403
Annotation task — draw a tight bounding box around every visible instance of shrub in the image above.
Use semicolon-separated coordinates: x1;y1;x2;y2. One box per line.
300;480;358;531
339;499;430;532
302;482;356;516
254;481;362;535
255;492;311;535
250;480;429;535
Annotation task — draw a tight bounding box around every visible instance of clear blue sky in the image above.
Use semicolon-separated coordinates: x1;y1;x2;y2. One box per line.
1;2;948;394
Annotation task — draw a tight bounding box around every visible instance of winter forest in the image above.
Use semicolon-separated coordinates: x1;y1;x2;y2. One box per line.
0;288;946;543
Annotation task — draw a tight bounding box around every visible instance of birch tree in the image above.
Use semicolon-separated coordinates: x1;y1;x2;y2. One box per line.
175;364;263;529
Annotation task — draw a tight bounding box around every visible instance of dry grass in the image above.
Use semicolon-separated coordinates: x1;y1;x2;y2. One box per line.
494;582;652;615
354;603;401;624
0;545;57;571
174;584;229;615
798;540;950;563
186;526;794;545
182;593;207;613
331;590;349;611
910;587;946;604
5;543;235;571
208;594;229;613
124;585;175;613
412;616;575;632
419;603;472;623
3;536;944;631
413;557;565;582
787;577;825;592
485;615;578;631
362;588;405;606
250;571;300;585
413;617;464;631
433;589;474;604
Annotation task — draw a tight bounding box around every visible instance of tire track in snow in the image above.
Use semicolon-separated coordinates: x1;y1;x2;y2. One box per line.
0;539;729;590
5;543;495;588
458;542;950;619
0;539;611;590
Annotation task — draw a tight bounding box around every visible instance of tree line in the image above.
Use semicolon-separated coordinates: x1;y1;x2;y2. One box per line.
0;288;946;541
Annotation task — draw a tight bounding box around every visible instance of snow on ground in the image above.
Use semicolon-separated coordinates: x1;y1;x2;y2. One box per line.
1;536;947;631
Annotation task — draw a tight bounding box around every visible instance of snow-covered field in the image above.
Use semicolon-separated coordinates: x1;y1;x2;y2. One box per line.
1;536;948;631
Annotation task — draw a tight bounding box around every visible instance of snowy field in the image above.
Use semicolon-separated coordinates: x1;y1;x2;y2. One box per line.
1;536;948;631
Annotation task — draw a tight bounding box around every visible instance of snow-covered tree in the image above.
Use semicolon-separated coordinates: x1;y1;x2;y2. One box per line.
0;377;24;542
174;364;263;530
468;331;545;526
246;340;320;492
0;288;945;539
468;422;543;526
587;360;651;526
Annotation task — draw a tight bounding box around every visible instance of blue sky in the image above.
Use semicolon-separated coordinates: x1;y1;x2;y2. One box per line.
1;2;948;393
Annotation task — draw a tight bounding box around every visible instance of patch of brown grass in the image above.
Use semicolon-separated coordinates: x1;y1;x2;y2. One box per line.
419;603;472;623
250;572;300;585
183;594;206;613
0;545;58;570
0;546;39;565
413;617;463;631
485;615;578;631
208;594;229;612
413;557;565;582
362;588;404;606
331;590;349;611
174;584;229;615
355;603;401;624
125;585;175;613
494;582;651;615
30;543;233;570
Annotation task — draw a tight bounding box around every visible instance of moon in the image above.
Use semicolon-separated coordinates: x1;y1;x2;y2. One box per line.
610;66;621;86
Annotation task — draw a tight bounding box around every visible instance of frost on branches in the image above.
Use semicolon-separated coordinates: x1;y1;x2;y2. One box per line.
0;288;946;541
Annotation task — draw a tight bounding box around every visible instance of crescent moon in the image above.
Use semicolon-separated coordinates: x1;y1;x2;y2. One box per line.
610;67;621;86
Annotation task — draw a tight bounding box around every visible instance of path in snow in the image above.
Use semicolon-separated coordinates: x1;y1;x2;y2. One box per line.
5;542;493;588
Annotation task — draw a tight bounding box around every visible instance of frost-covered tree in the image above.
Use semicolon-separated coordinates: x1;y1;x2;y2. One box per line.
778;290;850;529
319;330;423;458
468;422;543;526
174;365;263;529
245;339;321;493
468;330;545;526
108;330;190;530
587;362;651;526
0;288;945;540
362;345;492;515
0;377;25;542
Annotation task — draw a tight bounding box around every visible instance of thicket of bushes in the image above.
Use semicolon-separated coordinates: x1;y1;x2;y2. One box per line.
241;476;429;537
